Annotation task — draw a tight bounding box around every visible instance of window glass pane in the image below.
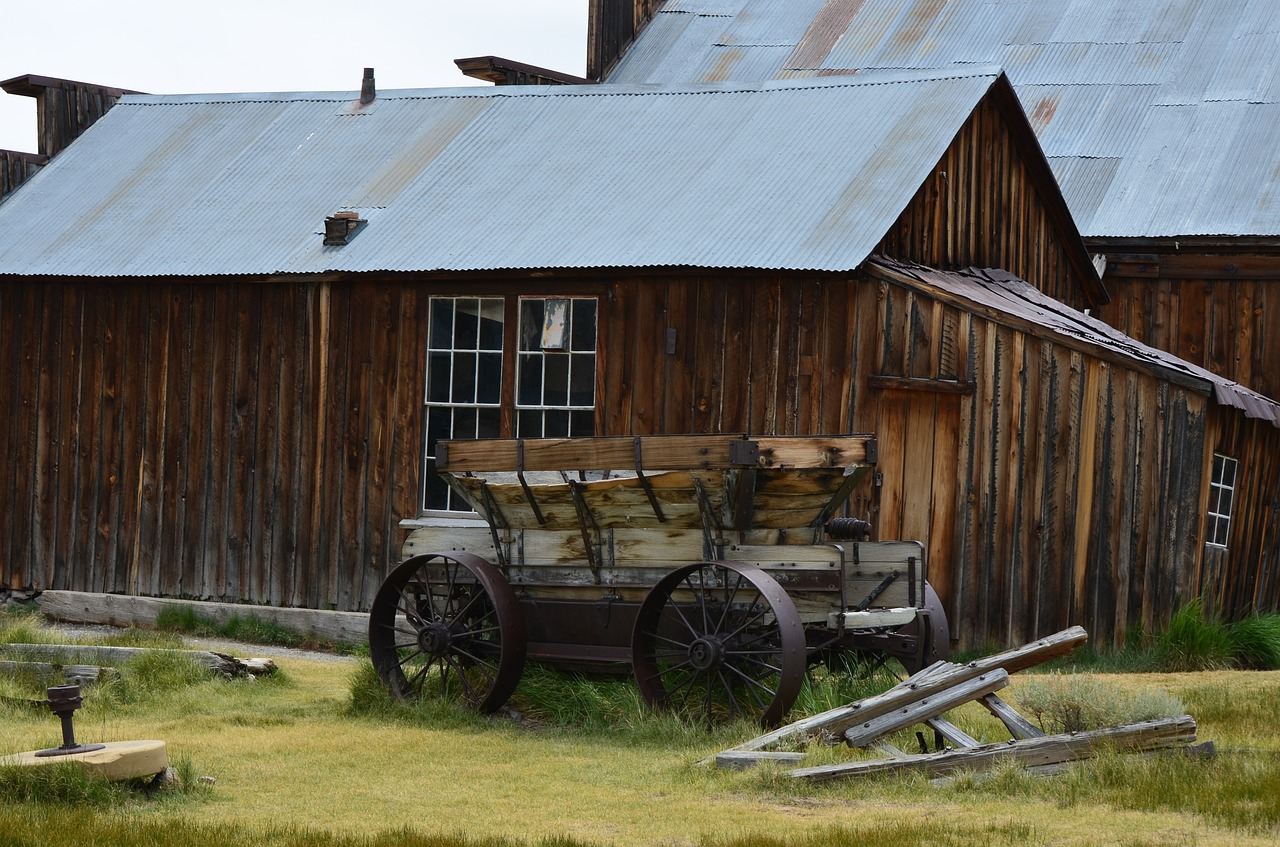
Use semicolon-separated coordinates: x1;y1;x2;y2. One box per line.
571;299;597;351
517;409;542;438
478;352;502;404
452;352;477;404
518;354;542;406
427;352;452;403
425;465;450;511
1211;454;1225;485
453;406;477;439
429;300;453;350
571;409;595;436
544;354;569;406
570;353;596;405
1220;458;1236;489
479;299;505;350
520;300;544;351
544;409;570;438
478;407;501;439
455;299;480;349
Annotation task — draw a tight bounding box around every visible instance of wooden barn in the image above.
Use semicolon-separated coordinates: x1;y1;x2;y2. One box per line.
0;67;1276;649
584;0;1280;402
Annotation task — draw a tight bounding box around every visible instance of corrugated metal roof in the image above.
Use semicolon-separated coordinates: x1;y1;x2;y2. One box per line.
871;257;1280;427
0;71;1007;278
608;0;1280;238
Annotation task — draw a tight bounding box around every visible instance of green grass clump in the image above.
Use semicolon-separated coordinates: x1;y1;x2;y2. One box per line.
1225;614;1280;670
1153;600;1237;671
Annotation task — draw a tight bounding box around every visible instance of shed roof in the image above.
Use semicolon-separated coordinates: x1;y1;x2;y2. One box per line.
608;0;1280;240
869;256;1280;428
0;69;1075;279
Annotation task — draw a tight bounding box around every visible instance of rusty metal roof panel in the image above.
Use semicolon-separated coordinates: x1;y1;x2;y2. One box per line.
874;257;1280;426
610;0;1280;239
0;71;1006;277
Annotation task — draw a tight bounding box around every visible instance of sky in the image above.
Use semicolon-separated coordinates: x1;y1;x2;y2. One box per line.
0;0;588;153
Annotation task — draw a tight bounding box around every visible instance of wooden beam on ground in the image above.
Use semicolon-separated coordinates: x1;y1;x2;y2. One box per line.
788;716;1197;783
436;434;877;472
981;693;1047;739
38;590;368;645
2;644;275;678
925;716;981;748
842;669;1008;748
723;627;1084;758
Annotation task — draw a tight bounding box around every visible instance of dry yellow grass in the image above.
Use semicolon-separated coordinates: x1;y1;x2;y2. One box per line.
3;650;1279;847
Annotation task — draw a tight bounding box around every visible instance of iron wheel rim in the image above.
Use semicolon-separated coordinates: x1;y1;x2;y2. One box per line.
368;552;526;713
631;560;805;727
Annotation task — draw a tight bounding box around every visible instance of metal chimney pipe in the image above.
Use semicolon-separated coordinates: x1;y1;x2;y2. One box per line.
360;67;376;105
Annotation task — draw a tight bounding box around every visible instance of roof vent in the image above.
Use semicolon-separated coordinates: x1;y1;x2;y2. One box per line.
359;67;375;105
323;211;366;246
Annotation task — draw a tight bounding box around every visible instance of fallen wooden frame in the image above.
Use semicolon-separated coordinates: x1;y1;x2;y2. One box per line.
713;626;1203;782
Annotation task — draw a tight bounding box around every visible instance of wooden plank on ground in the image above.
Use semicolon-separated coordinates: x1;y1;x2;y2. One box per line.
842;670;1008;748
788;716;1197;783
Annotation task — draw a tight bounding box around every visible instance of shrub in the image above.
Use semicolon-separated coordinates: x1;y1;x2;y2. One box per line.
1015;671;1184;734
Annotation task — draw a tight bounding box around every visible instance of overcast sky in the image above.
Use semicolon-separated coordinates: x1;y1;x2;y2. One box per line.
0;0;588;152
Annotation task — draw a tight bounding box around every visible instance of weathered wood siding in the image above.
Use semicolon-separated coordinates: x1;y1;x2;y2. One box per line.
1098;253;1280;401
0;150;46;201
877;95;1095;311
1200;415;1280;617
0;278;426;610
588;0;663;80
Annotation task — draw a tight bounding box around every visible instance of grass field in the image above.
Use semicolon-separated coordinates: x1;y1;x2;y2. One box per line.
2;611;1279;847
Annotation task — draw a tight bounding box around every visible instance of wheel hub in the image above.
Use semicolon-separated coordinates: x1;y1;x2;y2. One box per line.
688;636;725;671
417;622;454;656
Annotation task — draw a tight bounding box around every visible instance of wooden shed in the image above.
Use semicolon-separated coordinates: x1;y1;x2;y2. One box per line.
591;0;1280;401
0;68;1275;649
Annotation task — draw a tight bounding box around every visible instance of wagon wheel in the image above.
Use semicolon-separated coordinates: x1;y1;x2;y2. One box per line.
368;551;526;713
632;561;806;727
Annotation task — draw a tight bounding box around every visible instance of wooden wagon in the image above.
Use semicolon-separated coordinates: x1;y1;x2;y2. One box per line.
368;434;949;726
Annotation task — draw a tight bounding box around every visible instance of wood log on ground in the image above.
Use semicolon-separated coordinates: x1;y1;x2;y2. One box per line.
0;660;118;685
787;715;1198;783
37;591;368;645
0;644;276;677
724;626;1086;756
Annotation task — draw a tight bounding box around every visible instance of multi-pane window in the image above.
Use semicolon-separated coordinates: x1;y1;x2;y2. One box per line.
423;298;505;511
1206;453;1237;548
422;295;597;512
516;298;597;438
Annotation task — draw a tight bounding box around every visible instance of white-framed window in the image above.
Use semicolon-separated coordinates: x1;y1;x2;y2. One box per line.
516;297;597;439
1206;453;1237;548
422;295;597;513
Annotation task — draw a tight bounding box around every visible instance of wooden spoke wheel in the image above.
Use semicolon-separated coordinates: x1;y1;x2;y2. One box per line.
368;552;526;713
632;561;806;727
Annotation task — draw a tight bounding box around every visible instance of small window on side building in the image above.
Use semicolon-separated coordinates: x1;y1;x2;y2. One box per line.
1206;453;1237;548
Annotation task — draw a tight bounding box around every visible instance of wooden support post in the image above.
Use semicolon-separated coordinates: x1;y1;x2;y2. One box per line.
981;693;1046;739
